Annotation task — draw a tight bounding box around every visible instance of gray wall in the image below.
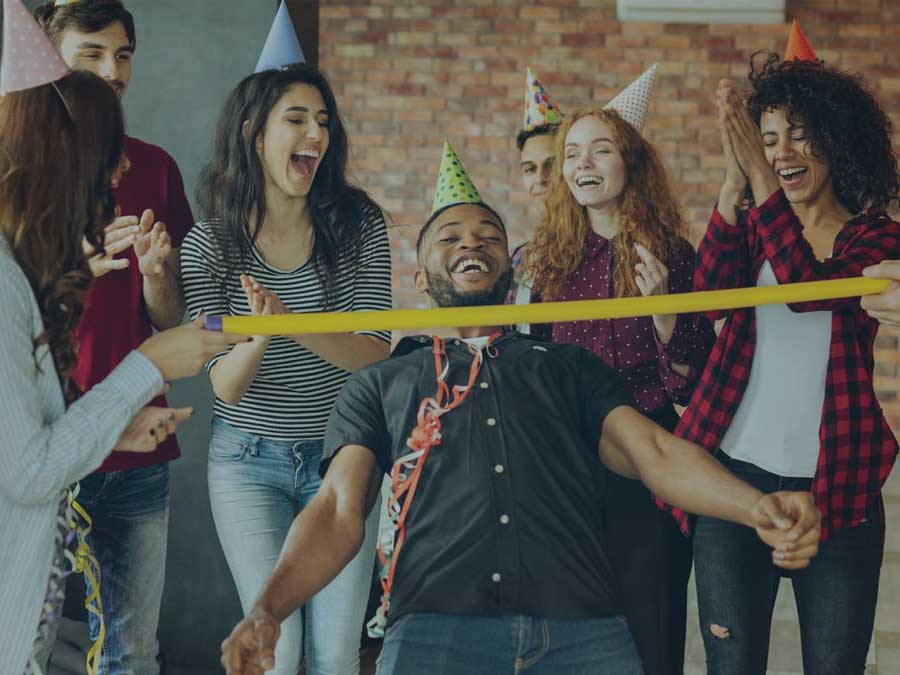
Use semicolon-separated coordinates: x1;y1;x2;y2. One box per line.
121;5;276;667
17;1;281;670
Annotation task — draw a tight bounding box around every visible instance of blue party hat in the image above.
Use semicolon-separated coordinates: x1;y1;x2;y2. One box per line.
255;1;305;73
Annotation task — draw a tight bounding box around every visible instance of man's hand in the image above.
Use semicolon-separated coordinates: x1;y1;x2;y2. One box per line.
862;261;900;330
134;209;173;278
221;608;280;675
83;210;140;278
751;491;821;569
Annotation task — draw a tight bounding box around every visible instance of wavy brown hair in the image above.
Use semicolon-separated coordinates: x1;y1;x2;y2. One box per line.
526;107;685;301
0;72;123;392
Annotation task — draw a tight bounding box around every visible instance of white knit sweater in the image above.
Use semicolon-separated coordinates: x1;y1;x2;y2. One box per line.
0;236;162;674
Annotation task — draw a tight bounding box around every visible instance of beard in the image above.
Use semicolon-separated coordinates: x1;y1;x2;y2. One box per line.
425;268;512;308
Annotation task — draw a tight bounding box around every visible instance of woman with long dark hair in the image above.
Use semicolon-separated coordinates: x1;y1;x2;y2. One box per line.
523;104;714;675
0;71;244;675
677;53;900;673
181;63;391;674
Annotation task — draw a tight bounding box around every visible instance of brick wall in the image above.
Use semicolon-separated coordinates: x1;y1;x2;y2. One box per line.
318;0;900;427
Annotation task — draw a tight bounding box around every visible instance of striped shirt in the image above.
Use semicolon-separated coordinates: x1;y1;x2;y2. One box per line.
181;206;393;440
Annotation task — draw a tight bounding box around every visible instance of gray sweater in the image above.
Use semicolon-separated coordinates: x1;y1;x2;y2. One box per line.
0;236;162;674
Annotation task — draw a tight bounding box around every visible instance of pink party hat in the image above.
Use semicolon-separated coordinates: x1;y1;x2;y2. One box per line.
1;0;70;95
523;67;563;132
603;63;658;133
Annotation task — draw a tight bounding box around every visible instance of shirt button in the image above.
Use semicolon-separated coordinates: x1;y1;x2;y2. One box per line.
486;418;497;426
500;514;510;525
480;382;489;389
494;464;504;474
491;572;502;583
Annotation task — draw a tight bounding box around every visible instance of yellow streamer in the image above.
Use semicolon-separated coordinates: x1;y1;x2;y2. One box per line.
67;489;105;675
207;277;890;335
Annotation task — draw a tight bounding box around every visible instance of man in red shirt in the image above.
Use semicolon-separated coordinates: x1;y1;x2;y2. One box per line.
35;2;193;673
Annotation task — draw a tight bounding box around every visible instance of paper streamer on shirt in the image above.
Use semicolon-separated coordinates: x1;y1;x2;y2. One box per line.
203;276;891;334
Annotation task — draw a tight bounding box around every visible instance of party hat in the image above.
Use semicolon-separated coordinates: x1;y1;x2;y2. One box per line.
255;1;305;73
784;19;816;62
603;63;658;133
1;0;70;95
523;67;563;132
431;141;484;216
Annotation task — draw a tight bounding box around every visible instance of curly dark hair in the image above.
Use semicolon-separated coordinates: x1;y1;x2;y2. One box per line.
747;51;900;214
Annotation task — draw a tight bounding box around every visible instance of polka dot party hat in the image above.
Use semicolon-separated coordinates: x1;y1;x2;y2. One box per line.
431;140;484;216
1;0;70;95
784;19;816;62
603;63;658;134
523;67;563;132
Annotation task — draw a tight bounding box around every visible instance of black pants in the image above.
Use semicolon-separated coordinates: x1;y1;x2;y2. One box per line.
693;451;883;675
604;405;692;675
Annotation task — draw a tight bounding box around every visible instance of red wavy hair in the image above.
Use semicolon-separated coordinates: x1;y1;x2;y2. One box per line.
526;107;685;300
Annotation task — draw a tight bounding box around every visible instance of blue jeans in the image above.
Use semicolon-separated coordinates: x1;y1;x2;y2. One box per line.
75;462;170;675
376;612;643;674
208;417;379;675
694;451;884;675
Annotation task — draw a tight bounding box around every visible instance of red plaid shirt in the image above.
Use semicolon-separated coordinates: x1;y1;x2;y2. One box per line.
665;189;900;541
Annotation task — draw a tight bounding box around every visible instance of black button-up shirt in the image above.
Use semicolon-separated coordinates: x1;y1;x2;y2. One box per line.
322;331;633;626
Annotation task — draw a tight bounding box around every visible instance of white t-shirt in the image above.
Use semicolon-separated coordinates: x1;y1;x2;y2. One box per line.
462;335;492;350
720;261;831;477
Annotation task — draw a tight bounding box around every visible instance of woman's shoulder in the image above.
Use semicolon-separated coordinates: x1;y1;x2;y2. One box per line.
668;234;698;259
182;219;222;251
357;198;390;230
854;210;900;231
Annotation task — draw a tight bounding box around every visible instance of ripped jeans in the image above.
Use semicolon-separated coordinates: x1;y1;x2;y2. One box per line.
208;417;379;675
693;451;883;675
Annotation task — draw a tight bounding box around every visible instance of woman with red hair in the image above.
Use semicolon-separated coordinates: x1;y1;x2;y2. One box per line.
522;105;714;675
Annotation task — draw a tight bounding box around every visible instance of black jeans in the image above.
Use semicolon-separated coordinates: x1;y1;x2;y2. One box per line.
693;451;884;675
605;405;693;675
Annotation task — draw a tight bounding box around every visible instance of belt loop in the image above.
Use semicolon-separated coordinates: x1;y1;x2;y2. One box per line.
247;437;260;458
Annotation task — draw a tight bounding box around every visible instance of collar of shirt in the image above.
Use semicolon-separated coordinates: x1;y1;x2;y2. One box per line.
585;230;610;260
392;329;545;358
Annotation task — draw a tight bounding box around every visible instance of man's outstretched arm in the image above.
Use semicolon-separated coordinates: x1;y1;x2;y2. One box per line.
599;406;820;570
220;445;381;675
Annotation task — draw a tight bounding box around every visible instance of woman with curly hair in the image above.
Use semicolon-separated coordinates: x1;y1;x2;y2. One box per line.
522;106;714;675
676;53;900;674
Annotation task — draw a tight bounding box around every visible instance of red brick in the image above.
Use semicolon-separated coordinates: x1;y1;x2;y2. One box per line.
317;1;900;433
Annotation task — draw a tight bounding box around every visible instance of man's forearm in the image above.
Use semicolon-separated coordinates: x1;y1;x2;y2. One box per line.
639;426;762;528
253;489;366;622
144;262;185;330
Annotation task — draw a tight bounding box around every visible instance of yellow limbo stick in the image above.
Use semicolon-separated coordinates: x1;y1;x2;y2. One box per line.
204;277;890;335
